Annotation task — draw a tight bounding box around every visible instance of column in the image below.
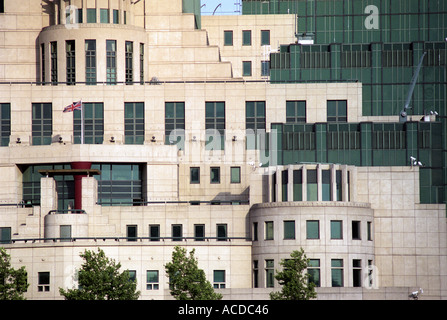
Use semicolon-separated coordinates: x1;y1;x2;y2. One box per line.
317;164;322;201
71;161;92;210
302;165;307;201
287;166;293;202
330;164;337;202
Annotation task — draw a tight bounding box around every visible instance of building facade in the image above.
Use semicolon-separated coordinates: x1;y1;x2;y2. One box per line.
0;0;446;300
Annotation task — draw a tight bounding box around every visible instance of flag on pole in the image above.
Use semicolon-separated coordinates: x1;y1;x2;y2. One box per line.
63;100;82;113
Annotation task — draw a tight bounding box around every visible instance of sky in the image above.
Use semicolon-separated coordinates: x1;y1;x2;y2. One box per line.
200;0;242;15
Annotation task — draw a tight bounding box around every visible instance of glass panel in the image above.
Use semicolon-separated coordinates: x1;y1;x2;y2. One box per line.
284;221;295;239
306;220;319;239
230;167;240;183
331;220;342;239
190;167;200;183
214;270;225;283
265;221;273;240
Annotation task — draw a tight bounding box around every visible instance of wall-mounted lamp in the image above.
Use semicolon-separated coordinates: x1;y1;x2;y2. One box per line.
232;136;237;141
192;136;197;142
110;136;115;143
16;137;21;144
151;136;156;142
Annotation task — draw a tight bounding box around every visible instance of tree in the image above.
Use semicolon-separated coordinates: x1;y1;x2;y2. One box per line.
269;248;317;300
59;248;140;300
0;247;29;300
165;246;222;300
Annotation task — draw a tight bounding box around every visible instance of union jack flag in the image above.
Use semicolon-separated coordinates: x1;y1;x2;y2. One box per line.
63;100;82;113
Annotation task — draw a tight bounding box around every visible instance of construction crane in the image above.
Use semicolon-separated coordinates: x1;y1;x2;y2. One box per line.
399;52;427;122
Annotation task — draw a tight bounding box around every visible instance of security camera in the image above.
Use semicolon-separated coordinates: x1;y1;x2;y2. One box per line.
410;156;416;161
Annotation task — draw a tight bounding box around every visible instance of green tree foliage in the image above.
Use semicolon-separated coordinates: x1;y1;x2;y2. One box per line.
165;246;222;300
59;248;140;300
0;247;29;300
269;248;317;300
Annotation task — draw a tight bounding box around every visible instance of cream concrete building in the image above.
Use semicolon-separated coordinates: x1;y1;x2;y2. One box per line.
0;0;446;300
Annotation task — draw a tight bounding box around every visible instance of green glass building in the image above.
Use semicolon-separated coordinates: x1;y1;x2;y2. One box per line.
242;0;447;205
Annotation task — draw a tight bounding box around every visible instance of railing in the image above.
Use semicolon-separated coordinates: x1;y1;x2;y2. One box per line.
96;200;250;206
48;209;86;214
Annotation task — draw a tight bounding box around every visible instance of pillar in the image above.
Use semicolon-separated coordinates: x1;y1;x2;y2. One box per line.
71;161;92;210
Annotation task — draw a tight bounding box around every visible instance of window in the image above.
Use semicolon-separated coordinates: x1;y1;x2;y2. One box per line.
230;167;240;183
66;40;75;85
190;167;200;184
0;103;11;146
252;222;258;241
125;102;144;144
336;170;343;201
253;260;259;288
242;30;251;46
60;225;71;242
0;227;11;244
224;31;233;46
353;259;362;287
245;101;266;149
242;61;252;76
140;43;144;84
284;221;295;240
86;8;96;23
41;44;45;83
327;100;347;122
352;221;361;240
85;40;96;85
331;259;343;287
261;30;270;46
73;102;104;144
125;41;133;84
213;270;226;289
50;42;57;85
128;270;136;283
322;170;331;201
149;224;160;241
113;9;119;24
286;101;306;123
127;225;137;241
100;8;109;23
306;220;319;239
146;270;159;290
261;61;270;76
32;103;52;145
172;224;182;241
210;167;220;184
308;259;320;287
307;169;317;201
265;221;274;240
331;220;343;239
106;40;117;85
165;102;185;149
217;224;227;241
195;224;205;241
0;0;4;13
367;221;373;241
205;102;225;150
265;260;274;288
38;272;50;292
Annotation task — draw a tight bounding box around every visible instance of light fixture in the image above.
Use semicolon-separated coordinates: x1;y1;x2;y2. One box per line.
58;136;63;143
110;136;115;143
16;137;21;144
151;136;156;142
232;136;237;141
192;136;197;142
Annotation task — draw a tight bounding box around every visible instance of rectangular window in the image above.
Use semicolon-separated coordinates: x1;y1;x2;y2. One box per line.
0;1;4;13
41;44;45;83
85;40;96;85
242;30;251;46
165;102;185;150
128;270;136;282
113;9;119;24
331;259;344;287
353;259;362;287
331;220;343;239
307;169;317;201
261;61;270;77
190;167;200;184
322;170;331;201
172;224;182;241
194;224;205;241
125;41;133;84
146;270;159;290
253;260;259;288
230;167;240;183
308;259;320;287
265;221;274;240
245;101;266;149
367;221;373;241
60;225;71;242
86;8;96;23
224;30;233;46
327;100;347;122
252;222;258;241
38;272;50;292
242;61;252;76
140;43;144;84
217;224;227;241
106;40;117;85
213;270;226;289
127;225;137;242
210;167;220;184
50;42;58;85
32;103;52;145
352;221;361;240
124;102;144;144
265;260;274;288
66;40;75;85
100;8;109;23
286;101;306;123
306;220;319;239
261;30;270;46
284;221;295;240
0;103;11;147
73;102;104;144
205;102;225;150
149;224;160;241
0;227;11;244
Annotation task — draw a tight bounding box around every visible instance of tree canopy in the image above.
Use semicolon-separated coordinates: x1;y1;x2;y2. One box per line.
0;247;29;300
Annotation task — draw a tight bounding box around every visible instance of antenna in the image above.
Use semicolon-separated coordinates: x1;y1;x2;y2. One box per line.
213;3;221;15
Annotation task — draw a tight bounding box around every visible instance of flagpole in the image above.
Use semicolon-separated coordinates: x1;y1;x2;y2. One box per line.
80;100;84;144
